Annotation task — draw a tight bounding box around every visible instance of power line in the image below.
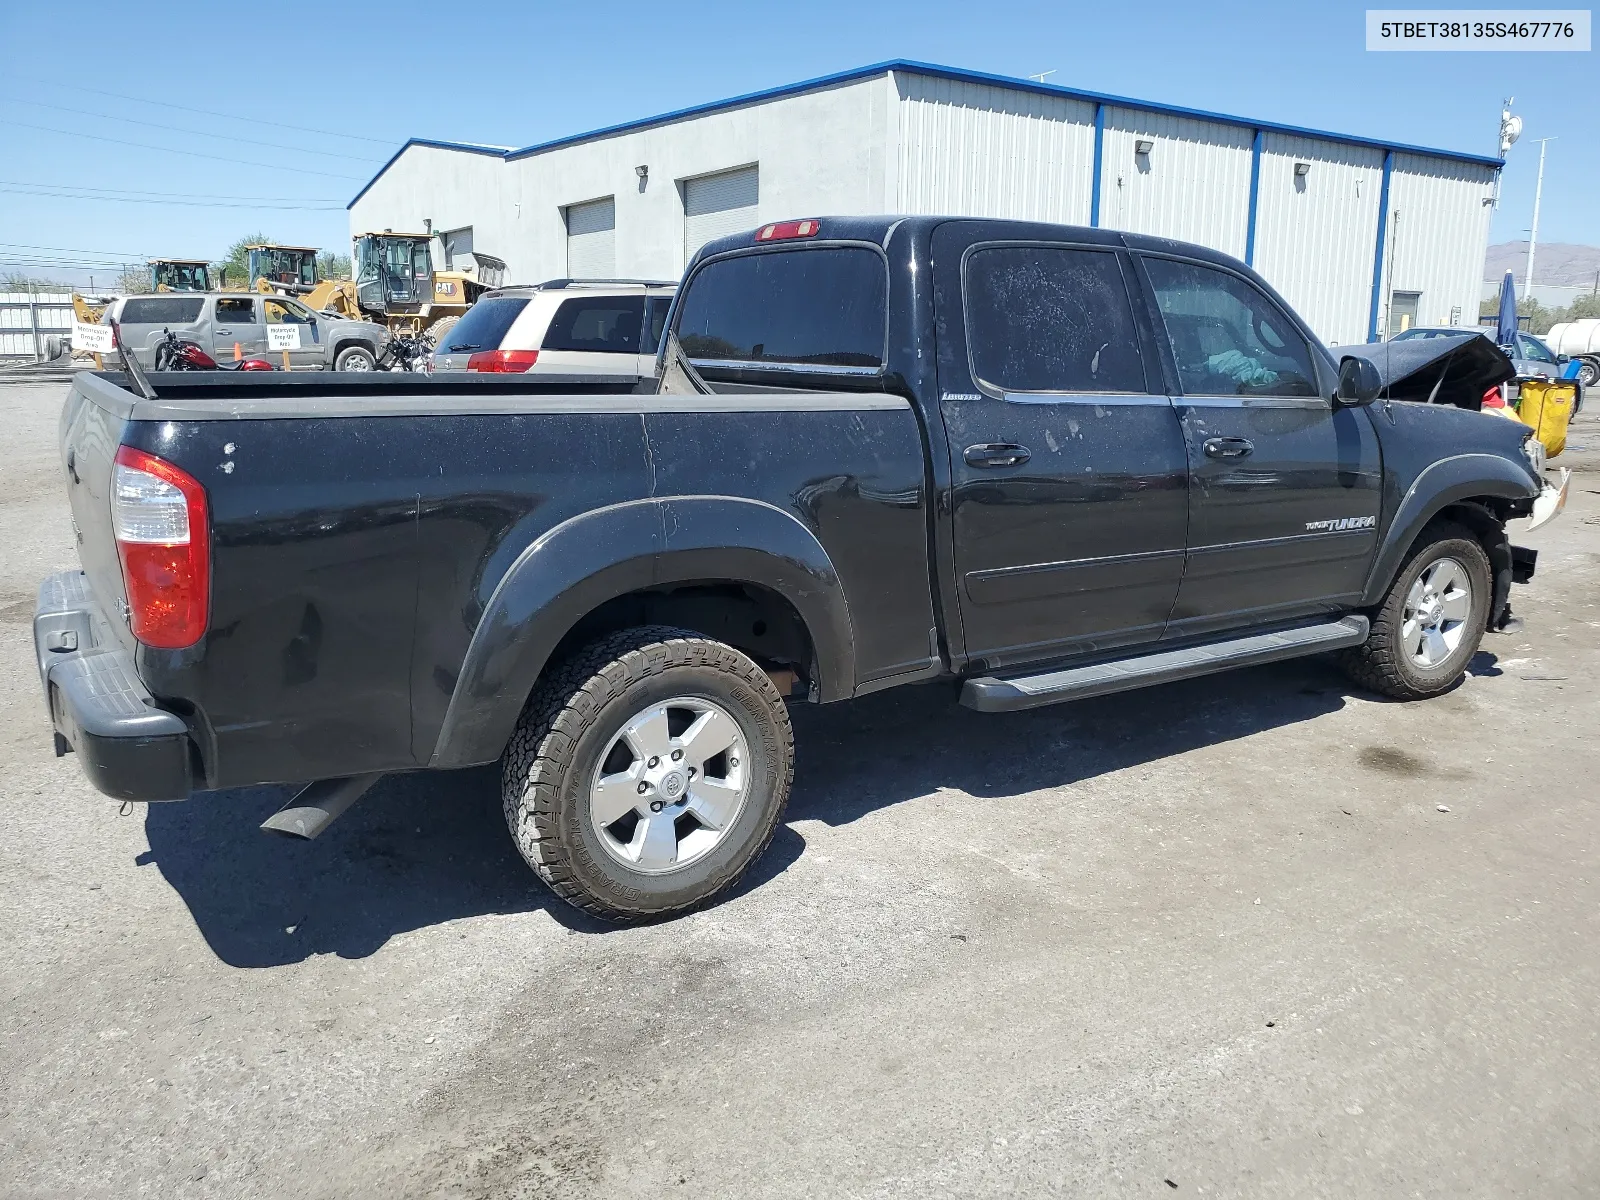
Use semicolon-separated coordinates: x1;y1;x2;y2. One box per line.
1;97;385;163
0;178;340;202
0;240;158;258
5;74;400;145
0;120;368;180
0;186;344;210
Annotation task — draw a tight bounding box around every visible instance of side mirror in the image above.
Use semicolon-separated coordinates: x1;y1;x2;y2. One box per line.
1556;353;1570;365
1336;356;1383;406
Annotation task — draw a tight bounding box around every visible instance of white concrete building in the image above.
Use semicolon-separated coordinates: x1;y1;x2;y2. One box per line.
349;61;1501;346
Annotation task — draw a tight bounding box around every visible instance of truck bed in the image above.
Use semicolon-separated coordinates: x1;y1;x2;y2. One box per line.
55;369;935;794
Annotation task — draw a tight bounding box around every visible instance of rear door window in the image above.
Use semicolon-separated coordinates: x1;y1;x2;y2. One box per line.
674;247;887;370
642;295;673;355
436;295;530;353
963;246;1147;394
214;297;256;324
542;296;645;353
1143;258;1318;397
119;297;204;324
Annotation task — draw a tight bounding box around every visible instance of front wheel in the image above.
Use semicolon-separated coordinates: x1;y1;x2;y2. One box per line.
334;345;375;372
503;627;794;921
1338;522;1491;699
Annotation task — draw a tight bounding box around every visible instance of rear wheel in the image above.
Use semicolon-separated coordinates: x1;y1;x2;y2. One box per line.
334;345;375;372
1338;522;1490;699
1576;357;1598;390
502;627;794;922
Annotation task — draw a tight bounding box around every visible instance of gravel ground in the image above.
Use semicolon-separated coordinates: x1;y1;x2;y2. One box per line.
1;378;1596;1198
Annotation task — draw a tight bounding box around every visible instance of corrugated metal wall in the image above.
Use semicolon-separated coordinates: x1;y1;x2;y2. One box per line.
0;292;74;358
895;74;1096;223
1374;155;1497;338
1096;109;1254;259
1252;134;1385;347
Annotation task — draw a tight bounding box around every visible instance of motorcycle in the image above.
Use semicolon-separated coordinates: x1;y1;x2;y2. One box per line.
376;330;435;373
152;328;274;372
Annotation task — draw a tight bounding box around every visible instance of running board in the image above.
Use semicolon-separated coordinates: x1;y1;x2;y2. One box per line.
960;615;1370;713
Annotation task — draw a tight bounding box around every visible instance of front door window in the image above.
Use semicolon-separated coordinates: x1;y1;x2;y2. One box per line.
1143;258;1317;397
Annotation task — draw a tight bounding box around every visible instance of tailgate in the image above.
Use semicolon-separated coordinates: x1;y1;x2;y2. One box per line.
59;380;135;655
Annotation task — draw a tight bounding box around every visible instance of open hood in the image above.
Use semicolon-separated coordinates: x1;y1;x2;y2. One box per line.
1343;333;1515;410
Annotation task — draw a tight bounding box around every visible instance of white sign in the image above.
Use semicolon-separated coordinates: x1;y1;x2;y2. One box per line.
266;325;302;351
72;322;115;354
1367;10;1590;51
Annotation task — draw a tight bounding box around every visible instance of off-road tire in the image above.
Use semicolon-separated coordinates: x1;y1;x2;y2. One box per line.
502;626;794;922
1338;521;1491;700
424;314;460;346
334;344;376;372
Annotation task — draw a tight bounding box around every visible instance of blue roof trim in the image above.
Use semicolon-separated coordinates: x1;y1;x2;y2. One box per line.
350;59;1503;208
348;137;511;208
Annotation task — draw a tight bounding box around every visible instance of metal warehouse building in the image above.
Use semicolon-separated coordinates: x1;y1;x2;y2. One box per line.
349;60;1501;346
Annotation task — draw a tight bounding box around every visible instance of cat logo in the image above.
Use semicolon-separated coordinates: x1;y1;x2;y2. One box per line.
1305;515;1377;533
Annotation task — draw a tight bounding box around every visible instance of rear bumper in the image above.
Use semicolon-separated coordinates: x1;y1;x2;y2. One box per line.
34;571;193;802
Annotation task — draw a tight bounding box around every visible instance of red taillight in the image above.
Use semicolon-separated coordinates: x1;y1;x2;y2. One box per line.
755;219;822;242
466;349;539;372
111;446;209;649
1481;384;1506;409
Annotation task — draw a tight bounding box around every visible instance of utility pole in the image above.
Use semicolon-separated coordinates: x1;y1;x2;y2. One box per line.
1525;136;1555;296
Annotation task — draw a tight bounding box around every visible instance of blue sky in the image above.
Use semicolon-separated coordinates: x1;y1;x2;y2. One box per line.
1;0;1592;286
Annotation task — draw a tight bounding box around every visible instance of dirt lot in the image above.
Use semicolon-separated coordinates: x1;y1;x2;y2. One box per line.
1;377;1596;1199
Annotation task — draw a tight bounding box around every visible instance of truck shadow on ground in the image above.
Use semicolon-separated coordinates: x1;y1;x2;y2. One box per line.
143;654;1412;968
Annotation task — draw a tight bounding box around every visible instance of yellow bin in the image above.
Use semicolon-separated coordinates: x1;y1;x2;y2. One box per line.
1515;379;1576;459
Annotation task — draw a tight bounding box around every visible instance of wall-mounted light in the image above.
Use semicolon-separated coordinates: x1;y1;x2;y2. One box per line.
1293;162;1311;177
635;165;649;180
1134;139;1154;156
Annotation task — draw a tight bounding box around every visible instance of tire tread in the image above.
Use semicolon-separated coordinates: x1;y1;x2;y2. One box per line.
501;626;794;921
1337;521;1489;700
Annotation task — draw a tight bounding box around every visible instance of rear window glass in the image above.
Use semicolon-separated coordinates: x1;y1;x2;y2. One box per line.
119;297;204;325
542;296;645;354
675;247;886;370
964;246;1146;393
437;296;529;353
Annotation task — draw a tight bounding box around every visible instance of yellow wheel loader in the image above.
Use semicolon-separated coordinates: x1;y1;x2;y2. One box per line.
246;235;505;341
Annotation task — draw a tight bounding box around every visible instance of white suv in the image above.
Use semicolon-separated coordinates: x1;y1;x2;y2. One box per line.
430;279;676;377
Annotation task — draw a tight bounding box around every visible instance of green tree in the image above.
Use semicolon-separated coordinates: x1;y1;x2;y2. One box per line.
117;263;154;294
317;251;351;281
1;271;75;292
214;233;270;290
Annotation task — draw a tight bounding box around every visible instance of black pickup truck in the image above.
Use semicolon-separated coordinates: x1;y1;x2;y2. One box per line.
37;215;1566;921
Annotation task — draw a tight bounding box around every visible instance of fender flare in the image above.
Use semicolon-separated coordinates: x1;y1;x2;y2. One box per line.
1360;453;1539;606
430;496;854;768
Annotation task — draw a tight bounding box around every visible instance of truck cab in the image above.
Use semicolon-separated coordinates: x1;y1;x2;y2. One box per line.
41;215;1562;922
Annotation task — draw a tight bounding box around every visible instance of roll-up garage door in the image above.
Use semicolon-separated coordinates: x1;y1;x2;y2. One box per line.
566;197;616;278
683;166;759;260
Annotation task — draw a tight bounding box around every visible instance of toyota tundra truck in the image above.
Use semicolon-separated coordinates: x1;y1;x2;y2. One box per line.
35;215;1567;921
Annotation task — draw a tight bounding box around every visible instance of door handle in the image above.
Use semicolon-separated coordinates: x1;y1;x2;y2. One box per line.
964;443;1031;468
1204;437;1254;459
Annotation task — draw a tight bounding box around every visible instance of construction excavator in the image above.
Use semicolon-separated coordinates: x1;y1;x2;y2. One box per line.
246;234;505;341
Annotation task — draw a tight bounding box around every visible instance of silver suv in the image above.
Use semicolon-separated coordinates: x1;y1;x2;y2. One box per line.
430;280;675;376
103;292;391;371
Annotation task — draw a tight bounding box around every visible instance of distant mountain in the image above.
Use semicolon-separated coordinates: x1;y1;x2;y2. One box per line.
1485;242;1600;288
